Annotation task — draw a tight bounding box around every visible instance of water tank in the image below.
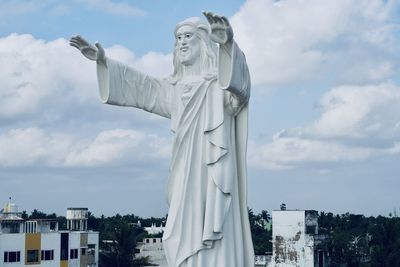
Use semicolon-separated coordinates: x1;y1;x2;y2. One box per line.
66;208;88;220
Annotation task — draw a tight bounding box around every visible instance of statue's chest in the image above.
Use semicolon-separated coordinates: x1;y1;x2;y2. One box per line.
178;80;203;107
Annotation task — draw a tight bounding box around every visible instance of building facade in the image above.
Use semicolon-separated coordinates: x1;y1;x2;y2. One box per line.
271;210;328;267
0;203;99;267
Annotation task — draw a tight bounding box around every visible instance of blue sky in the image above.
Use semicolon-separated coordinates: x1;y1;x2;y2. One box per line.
1;0;400;218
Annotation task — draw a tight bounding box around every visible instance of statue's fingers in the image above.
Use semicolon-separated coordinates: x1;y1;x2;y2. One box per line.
95;42;106;61
95;41;102;49
70;35;81;41
202;11;212;24
69;41;81;50
212;14;224;25
69;36;80;44
203;11;216;24
95;42;104;54
221;16;231;27
70;36;84;44
75;35;90;46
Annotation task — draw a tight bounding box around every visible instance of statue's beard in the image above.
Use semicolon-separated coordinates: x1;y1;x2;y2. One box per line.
171;40;217;83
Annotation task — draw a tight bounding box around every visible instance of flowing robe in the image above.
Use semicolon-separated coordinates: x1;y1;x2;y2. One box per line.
96;41;254;267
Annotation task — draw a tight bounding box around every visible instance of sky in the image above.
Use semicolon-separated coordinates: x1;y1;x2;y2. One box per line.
1;0;400;218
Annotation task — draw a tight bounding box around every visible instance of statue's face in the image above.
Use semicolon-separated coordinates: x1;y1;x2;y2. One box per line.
175;25;201;66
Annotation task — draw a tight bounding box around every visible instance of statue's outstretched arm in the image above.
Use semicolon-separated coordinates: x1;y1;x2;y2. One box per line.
70;35;171;119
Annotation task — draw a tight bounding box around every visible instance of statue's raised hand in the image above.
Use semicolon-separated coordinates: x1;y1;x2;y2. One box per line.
203;11;233;45
69;35;105;63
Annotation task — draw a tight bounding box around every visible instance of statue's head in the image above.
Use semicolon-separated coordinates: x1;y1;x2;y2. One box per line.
170;17;217;82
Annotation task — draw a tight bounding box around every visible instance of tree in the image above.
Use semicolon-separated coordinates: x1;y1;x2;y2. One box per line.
248;209;272;255
100;222;145;267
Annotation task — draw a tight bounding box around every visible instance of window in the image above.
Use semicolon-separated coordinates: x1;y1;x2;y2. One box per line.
146;239;149;243
4;251;20;263
27;250;39;263
70;249;78;259
153;238;156;243
41;250;54;261
81;248;86;256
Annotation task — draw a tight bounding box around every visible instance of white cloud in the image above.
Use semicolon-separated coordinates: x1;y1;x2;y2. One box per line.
77;0;145;16
249;132;400;170
249;82;400;170
0;128;170;167
0;128;72;166
0;34;95;119
106;45;173;78
0;33;174;169
234;0;400;170
231;0;399;86
309;83;400;139
248;134;376;170
65;129;170;166
0;34;172;120
65;129;144;166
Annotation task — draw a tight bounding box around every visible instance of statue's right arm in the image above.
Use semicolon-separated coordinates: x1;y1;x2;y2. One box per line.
96;58;172;119
70;36;171;119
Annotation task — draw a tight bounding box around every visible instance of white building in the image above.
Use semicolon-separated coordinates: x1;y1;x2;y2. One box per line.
144;223;165;235
136;222;167;267
0;203;99;267
136;237;166;265
271;210;327;267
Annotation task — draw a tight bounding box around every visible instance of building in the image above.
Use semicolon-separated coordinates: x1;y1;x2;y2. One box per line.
135;223;167;267
144;223;164;235
271;210;328;267
136;237;166;266
0;202;99;267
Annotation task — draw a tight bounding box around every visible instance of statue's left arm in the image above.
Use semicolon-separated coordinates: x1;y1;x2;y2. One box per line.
203;12;250;115
218;41;250;113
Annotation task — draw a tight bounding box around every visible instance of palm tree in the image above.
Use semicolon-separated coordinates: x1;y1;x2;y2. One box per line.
100;222;146;267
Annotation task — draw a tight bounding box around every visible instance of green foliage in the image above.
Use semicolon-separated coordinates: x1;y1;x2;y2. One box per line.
132;256;158;266
29;209;57;219
369;216;400;267
99;222;144;267
248;209;272;255
92;213;165;267
319;212;400;267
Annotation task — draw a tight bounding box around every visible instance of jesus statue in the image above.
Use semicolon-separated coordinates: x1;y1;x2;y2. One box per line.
70;11;254;267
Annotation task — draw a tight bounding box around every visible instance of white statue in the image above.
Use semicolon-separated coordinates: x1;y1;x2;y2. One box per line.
70;11;254;267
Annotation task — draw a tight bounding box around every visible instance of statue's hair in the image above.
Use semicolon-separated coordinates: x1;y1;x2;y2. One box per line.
169;17;218;84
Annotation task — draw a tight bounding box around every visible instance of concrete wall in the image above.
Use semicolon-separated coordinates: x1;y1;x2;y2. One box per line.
137;237;165;261
0;233;26;267
88;232;99;266
41;233;60;267
272;210;314;267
